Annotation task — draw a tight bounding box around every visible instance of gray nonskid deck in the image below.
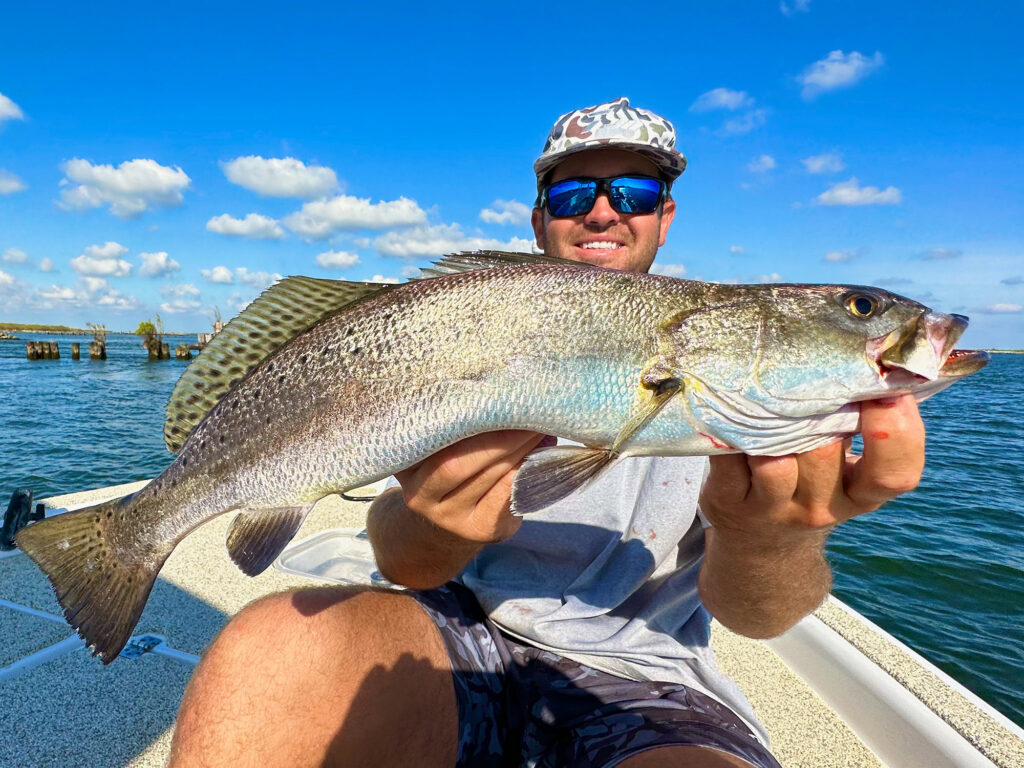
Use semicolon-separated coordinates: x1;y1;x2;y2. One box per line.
2;482;1015;767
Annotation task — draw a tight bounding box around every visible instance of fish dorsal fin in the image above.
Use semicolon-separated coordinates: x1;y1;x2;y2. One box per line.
164;276;393;452
417;250;597;278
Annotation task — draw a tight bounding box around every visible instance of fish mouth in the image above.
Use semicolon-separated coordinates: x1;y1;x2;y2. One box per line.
867;312;989;384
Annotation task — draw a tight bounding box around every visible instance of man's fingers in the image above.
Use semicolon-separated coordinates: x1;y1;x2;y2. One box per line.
847;395;925;509
401;430;544;502
705;454;756;506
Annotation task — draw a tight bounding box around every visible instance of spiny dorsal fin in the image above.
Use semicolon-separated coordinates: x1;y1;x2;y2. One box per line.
164;276;393;452
418;250;597;278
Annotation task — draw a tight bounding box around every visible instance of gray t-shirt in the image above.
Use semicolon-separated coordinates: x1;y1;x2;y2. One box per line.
459;453;769;746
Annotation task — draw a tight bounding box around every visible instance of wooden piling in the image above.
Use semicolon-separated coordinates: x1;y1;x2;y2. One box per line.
89;340;106;360
175;343;192;360
72;342;80;360
26;341;60;360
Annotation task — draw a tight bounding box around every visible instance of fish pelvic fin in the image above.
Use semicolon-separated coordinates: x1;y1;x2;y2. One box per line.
225;505;314;576
510;446;619;516
14;497;169;664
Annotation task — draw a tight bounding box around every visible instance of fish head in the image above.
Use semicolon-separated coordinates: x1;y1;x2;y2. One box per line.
659;283;988;420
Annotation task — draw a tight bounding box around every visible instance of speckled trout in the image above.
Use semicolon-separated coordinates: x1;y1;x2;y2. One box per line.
16;251;988;661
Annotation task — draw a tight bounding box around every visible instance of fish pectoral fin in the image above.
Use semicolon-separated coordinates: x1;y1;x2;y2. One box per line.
607;368;683;454
226;505;314;576
510;446;618;516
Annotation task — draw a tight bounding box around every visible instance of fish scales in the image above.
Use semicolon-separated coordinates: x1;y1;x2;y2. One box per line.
13;252;988;661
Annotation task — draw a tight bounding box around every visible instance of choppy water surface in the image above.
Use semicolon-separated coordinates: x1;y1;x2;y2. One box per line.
1;333;1022;726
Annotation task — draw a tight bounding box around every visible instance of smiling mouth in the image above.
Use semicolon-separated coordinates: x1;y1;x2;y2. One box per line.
577;241;623;250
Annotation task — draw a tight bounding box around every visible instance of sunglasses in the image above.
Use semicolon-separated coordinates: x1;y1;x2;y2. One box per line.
541;175;667;218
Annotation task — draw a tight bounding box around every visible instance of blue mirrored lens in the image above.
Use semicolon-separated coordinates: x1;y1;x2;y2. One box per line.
610;177;663;213
547;180;597;217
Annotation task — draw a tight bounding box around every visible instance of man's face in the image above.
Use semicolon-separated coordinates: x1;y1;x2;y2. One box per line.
531;148;676;273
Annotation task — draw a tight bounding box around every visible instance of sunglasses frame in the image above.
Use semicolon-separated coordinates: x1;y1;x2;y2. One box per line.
540;174;668;218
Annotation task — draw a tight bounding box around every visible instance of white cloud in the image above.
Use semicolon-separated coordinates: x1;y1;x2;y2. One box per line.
798;50;885;99
374;223;534;261
0;269;13;286
981;303;1022;314
720;109;768;136
59;158;191;217
160;283;201;314
39;257;54;273
747;154;776;173
816;178;902;206
369;274;401;284
316;249;361;269
70;241;132;277
139;251;181;277
729;245;745;255
919;247;962;260
824;250;856;263
206;213;286;240
480;199;531;225
2;247;28;263
757;273;783;283
0;169;26;194
689;88;753;112
780;0;811;15
235;267;281;289
650;263;687;278
802;152;845;174
400;266;421;278
36;277;140;311
284;194;428;240
201;265;235;284
0;92;24;123
221;156;338;199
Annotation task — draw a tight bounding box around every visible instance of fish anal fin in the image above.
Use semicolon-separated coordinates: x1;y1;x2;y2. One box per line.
226;505;313;576
510;446;618;516
14;497;168;664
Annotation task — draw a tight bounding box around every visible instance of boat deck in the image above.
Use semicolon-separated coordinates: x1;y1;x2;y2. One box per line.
2;481;1022;767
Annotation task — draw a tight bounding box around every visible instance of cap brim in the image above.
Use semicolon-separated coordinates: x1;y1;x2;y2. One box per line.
534;140;687;185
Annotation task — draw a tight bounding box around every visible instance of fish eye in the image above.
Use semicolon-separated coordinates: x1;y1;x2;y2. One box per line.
843;291;881;319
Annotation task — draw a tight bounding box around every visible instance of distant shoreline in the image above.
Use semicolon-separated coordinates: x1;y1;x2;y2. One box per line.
987;349;1024;354
0;323;197;337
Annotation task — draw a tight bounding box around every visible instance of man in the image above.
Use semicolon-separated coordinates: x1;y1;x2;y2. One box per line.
170;98;925;767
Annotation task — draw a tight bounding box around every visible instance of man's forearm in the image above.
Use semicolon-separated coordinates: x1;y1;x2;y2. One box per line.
366;488;486;590
698;526;833;639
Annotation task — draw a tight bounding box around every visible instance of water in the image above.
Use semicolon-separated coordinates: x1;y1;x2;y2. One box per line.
1;333;1022;727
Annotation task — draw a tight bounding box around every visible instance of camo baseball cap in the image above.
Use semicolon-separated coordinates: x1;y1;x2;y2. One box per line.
534;97;686;188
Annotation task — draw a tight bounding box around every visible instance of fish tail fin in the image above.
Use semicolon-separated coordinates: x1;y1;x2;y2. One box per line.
15;495;169;664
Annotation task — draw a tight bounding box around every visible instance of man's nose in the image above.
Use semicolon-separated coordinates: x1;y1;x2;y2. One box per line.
583;192;620;227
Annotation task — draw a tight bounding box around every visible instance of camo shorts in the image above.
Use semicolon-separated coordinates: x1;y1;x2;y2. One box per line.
410;582;781;768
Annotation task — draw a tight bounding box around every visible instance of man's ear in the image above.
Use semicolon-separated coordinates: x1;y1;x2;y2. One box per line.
531;207;546;250
658;197;676;247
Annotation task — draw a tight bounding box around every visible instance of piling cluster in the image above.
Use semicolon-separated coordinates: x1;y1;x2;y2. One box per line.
25;341;61;360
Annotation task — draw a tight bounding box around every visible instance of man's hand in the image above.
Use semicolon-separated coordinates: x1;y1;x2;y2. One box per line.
367;430;549;589
697;394;925;637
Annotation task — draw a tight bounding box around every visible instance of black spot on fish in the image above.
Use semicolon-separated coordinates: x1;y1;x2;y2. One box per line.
219;435;225;444
252;389;260;399
300;354;308;364
182;457;188;467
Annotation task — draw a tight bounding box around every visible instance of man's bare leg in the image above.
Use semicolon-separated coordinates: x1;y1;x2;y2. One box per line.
169;586;458;768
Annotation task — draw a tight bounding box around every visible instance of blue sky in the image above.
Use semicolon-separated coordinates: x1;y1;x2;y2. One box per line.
0;1;1021;348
